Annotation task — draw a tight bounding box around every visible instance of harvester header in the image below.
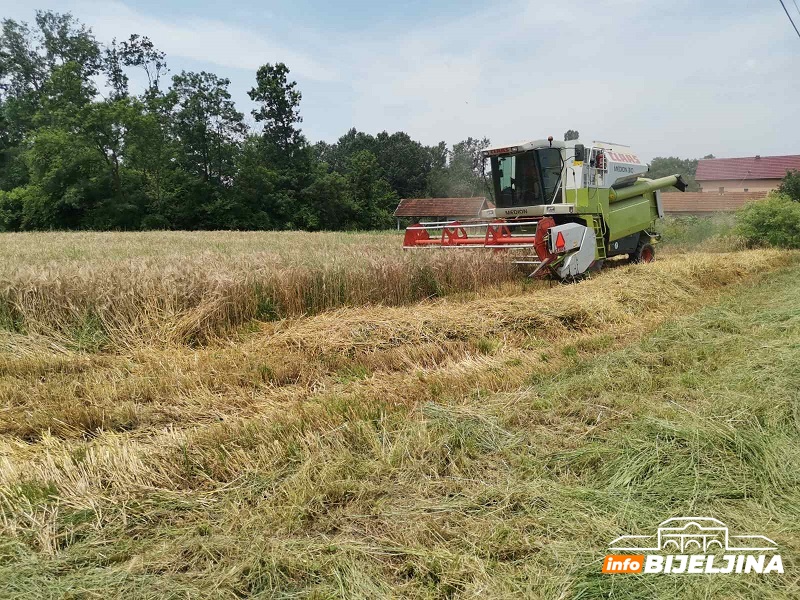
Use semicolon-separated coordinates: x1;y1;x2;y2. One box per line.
403;137;686;280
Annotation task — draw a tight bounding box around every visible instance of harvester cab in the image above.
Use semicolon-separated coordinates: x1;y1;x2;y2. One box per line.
403;137;687;280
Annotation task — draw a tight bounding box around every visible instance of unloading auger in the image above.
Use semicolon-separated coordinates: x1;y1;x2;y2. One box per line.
403;137;687;280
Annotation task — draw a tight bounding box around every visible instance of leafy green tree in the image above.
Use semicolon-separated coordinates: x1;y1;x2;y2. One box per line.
21;126;109;228
449;136;490;196
315;128;435;199
35;11;101;75
777;170;800;202
119;34;167;99
116;36;173;218
231;154;295;229
425;137;490;198
303;167;354;230
249;62;304;156
0;187;24;230
170;71;245;185
0;11;138;229
81;98;153;227
372;131;432;198
646;156;704;191
313;128;370;173
0;19;47;141
103;39;129;100
244;62;323;229
0;11;499;232
0;103;29;191
564;129;579;141
1;12;100;142
345;150;396;229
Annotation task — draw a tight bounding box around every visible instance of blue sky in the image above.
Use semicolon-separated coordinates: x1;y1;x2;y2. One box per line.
2;0;799;161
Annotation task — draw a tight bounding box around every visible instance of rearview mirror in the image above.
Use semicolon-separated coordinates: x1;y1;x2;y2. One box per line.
574;144;586;162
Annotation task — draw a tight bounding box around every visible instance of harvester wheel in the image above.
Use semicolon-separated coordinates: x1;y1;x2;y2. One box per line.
630;242;655;264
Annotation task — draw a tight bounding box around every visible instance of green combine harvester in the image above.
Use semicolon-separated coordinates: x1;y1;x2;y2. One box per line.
403;137;687;280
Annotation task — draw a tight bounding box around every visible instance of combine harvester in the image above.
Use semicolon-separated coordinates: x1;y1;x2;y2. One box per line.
403;138;687;280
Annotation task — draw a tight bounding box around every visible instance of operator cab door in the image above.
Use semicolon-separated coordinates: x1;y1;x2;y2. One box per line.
490;147;564;208
537;147;563;204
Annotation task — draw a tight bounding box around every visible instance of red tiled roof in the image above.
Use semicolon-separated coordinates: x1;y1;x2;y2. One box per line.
394;197;492;217
660;191;768;213
696;155;800;181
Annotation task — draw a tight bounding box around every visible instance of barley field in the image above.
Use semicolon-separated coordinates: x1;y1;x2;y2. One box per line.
0;228;798;599
0;230;526;348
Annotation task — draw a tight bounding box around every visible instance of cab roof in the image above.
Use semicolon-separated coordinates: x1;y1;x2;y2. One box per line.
481;138;566;157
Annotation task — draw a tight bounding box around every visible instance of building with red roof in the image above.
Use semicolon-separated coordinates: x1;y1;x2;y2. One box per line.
696;154;800;194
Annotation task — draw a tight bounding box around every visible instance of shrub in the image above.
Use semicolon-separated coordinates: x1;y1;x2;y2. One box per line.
735;194;800;249
777;170;800;202
657;214;735;249
0;188;24;231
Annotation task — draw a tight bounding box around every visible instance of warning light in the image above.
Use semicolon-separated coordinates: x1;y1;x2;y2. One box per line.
555;231;566;250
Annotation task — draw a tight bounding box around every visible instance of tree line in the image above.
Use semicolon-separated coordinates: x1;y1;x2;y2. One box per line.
0;12;490;231
1;12;722;232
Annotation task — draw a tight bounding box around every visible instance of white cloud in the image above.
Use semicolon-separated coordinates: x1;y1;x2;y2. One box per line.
336;0;800;160
2;0;797;159
1;0;336;81
91;1;337;81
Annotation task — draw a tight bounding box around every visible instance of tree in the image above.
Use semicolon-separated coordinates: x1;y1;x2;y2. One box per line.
115;36;172;216
646;156;704;191
35;11;101;76
21;126;110;229
1;12;101;141
372;131;433;198
170;71;245;184
425;137;490;198
302;168;353;230
564;129;580;141
345;150;396;229
0;100;29;191
103;39;129;100
0;10;499;232
777;170;800;202
119;35;167;99
242;63;328;230
249;62;304;156
315;128;439;199
231;134;291;230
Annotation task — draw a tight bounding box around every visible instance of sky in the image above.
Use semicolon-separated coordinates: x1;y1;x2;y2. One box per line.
1;0;799;161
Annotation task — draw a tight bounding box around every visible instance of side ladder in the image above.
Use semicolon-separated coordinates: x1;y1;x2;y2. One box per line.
591;216;607;261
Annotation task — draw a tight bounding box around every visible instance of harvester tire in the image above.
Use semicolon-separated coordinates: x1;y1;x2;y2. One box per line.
590;259;605;272
630;242;655;264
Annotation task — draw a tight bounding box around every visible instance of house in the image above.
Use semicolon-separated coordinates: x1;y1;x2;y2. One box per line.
696;154;800;194
393;197;493;229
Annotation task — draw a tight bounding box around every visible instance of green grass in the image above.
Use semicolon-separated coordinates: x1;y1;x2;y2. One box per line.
1;262;799;597
656;214;740;252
